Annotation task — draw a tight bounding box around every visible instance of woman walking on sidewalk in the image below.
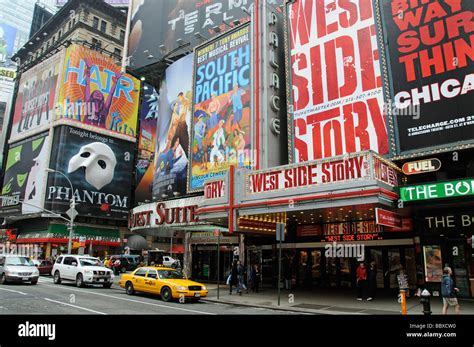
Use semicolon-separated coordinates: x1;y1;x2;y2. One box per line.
356;262;367;300
441;267;460;315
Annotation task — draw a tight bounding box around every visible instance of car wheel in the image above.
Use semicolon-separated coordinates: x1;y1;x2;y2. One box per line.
161;287;172;302
0;273;7;284
125;282;135;295
103;283;112;289
76;273;85;288
31;279;38;285
53;271;61;284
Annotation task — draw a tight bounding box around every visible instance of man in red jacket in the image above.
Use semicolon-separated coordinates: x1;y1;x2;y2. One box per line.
356;262;367;300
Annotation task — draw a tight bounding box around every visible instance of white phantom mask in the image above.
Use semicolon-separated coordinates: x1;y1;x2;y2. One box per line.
68;142;117;190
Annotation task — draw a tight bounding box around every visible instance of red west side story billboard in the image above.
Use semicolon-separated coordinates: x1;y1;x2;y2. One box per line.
287;0;389;162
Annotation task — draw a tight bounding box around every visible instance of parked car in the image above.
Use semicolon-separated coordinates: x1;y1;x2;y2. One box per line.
52;255;114;288
108;255;137;273
0;255;40;285
34;259;54;275
163;256;181;268
118;266;208;302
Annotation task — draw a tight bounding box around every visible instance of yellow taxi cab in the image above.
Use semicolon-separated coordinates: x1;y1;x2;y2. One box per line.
118;266;208;302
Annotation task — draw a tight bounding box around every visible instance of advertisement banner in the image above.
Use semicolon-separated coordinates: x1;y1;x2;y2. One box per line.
128;0;253;69
11;51;63;141
152;54;193;200
56;45;140;138
400;178;474;202
45;125;134;220
134;83;159;204
378;1;474;154
0;133;50;217
423;245;443;282
189;24;252;192
287;0;388;162
0;23;17;63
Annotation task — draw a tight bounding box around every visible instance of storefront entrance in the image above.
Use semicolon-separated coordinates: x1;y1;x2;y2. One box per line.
192;245;234;283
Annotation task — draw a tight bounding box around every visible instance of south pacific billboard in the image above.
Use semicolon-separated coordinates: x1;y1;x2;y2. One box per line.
56;45;140;138
135;83;159;204
10;51;64;141
152;54;193;200
188;24;252;192
0;133;50;217
287;0;389;162
376;1;474;155
45;125;135;220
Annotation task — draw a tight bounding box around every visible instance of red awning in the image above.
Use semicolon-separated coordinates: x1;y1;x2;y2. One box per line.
168;245;184;254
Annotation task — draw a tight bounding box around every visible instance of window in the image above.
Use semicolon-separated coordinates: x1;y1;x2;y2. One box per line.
68;21;72;31
147;270;158;279
93;16;99;30
134;268;147;277
100;20;107;33
63;257;75;266
114;48;121;57
56;257;63;264
0;257;5;266
119;29;125;41
91;38;102;50
58;30;62;38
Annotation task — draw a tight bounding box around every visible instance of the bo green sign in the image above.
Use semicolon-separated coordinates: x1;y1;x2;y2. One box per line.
400;179;474;202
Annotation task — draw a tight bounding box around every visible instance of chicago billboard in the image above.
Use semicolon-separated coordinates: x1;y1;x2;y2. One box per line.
376;1;474;155
0;133;50;217
287;0;388;162
135;83;159;204
11;51;64;141
188;24;252;192
152;54;193;199
56;45;140;138
45;125;134;220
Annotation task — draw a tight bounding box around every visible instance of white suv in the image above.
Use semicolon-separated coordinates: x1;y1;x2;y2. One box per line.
52;255;114;288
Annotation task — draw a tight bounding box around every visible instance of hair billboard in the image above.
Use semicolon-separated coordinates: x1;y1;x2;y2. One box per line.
188;23;252;192
287;0;388;162
376;1;474;155
56;45;140;138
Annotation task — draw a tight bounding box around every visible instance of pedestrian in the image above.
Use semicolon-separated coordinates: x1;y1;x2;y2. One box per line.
252;264;261;293
228;260;239;295
236;260;246;295
283;255;292;290
441;267;460;315
113;258;121;276
356;262;367;300
367;261;377;301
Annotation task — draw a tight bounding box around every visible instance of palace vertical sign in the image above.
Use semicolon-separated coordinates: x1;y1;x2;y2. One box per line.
287;0;388;162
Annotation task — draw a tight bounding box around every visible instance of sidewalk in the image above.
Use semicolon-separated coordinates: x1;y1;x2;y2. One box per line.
201;284;474;315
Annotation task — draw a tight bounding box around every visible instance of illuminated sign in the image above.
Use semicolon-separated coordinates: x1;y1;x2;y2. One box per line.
402;159;441;175
400;179;474;202
375;208;402;228
204;180;225;200
246;153;371;194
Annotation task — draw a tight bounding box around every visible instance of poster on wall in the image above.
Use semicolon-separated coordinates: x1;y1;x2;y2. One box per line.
188;24;252;192
377;1;474;154
0;133;50;217
0;23;17;63
11;51;63;141
287;0;388;162
135;83;159;204
45;125;134;220
56;45;140;138
152;54;193;200
128;0;254;69
423;245;443;282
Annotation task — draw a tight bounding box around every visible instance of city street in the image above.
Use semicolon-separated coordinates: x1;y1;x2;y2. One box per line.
0;277;301;315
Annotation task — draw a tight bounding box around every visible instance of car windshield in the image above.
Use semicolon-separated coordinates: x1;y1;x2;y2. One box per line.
6;257;35;266
158;270;185;280
79;258;102;267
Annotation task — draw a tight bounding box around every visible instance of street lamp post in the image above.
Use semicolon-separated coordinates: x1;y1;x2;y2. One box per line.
46;168;76;254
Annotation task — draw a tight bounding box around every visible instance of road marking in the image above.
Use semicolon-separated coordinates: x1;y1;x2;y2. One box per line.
40;283;216;315
0;287;28;295
44;298;107;315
